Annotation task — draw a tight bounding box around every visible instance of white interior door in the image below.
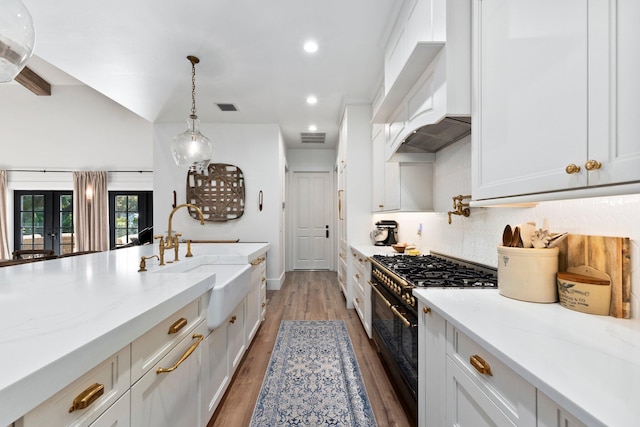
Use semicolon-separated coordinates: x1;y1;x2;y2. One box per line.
293;172;332;270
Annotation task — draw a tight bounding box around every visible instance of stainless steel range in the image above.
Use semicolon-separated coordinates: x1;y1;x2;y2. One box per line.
368;252;497;425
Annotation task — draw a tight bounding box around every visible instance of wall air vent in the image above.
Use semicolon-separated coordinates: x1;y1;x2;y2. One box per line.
300;132;326;144
216;103;238;111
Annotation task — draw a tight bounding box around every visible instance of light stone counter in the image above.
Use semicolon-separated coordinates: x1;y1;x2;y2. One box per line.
413;288;640;427
0;242;269;426
350;244;400;258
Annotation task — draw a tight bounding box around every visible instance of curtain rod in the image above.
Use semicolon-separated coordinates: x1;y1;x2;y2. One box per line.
6;169;153;173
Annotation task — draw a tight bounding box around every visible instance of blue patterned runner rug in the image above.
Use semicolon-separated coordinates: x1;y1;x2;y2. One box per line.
250;320;378;426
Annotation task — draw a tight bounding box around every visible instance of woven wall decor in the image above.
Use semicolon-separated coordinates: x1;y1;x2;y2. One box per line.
186;163;245;221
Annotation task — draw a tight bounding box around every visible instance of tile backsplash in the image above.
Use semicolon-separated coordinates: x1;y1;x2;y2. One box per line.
374;137;639;320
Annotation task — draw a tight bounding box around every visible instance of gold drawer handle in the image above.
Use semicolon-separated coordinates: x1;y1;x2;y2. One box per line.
355;297;361;304
157;334;204;374
355;273;360;279
262;302;266;307
470;354;493;376
69;383;104;413
585;159;602;171
229;315;237;324
261;277;266;283
565;164;580;174
168;317;188;334
423;306;431;314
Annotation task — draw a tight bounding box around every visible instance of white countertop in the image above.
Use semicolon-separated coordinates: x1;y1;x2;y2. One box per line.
413;288;640;427
0;242;269;426
350;244;401;258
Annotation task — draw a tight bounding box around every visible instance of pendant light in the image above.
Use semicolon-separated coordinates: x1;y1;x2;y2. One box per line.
171;55;213;172
0;0;36;82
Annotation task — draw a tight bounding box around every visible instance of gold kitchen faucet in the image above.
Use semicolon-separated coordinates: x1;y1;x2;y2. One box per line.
154;203;205;264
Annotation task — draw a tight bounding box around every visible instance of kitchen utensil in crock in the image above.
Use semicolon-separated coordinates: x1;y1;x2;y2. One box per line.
502;225;512;246
547;232;568;248
510;226;522;247
517;222;536;248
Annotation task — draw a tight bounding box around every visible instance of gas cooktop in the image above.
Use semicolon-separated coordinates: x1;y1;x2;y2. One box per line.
371;253;497;289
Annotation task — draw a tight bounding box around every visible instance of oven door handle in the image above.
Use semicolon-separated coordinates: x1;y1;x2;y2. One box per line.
368;281;391;308
390;305;416;328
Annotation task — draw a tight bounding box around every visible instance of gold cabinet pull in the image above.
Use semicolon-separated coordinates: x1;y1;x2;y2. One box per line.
156;334;204;374
262;302;266;307
68;383;104;413
470;354;493;376
565;164;580;174
229;315;237;324
585;160;602;171
355;297;361;304
423;306;431;314
168;317;188;334
261;277;266;283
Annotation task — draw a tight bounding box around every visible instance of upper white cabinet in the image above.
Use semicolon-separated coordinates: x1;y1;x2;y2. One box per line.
371;123;401;212
472;0;640;201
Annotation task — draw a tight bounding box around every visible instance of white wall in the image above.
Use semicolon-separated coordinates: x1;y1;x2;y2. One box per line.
0;85;153;171
0;84;154;252
287;148;336;172
374;136;640;320
153;122;285;289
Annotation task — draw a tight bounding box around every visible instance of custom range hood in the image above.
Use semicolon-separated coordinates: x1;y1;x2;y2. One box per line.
396;116;471;154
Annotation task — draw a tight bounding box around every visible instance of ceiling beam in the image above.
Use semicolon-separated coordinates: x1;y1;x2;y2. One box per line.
15;66;51;96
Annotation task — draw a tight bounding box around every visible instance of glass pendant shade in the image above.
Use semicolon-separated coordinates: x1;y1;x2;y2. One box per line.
171;116;213;172
171;55;213;172
0;0;35;82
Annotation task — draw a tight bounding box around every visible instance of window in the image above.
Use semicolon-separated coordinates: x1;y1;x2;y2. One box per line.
14;191;74;255
109;191;153;249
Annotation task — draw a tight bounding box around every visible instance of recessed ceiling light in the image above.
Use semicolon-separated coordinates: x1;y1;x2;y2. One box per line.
306;96;317;105
303;41;318;53
308;125;317;132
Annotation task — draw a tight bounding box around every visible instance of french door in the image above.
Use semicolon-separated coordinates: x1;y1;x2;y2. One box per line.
14;191;74;255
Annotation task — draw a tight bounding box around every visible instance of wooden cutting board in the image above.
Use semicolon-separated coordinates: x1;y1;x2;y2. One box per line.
557;234;631;318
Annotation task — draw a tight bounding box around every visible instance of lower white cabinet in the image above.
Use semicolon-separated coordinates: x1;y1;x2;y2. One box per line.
201;324;230;423
227;302;246;372
350;247;372;338
418;301;583;427
16;346;131;427
89;391;130;427
247;255;266;341
130;320;207;427
537;390;587;427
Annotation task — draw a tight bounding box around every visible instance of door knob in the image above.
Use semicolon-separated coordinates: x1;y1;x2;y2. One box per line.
565;164;580;174
585;160;602;171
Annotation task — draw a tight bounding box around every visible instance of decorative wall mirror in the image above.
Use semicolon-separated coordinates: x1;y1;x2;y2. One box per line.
186;163;245;221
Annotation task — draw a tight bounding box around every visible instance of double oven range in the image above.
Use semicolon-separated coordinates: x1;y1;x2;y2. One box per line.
369;252;498;424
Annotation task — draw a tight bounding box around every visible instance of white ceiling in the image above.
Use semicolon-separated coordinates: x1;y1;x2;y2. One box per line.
19;0;401;150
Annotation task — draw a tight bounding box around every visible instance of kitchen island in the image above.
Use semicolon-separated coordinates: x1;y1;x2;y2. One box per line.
413;288;640;426
0;242;269;426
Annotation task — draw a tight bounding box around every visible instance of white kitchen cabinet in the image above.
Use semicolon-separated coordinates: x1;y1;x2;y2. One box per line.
89;391;130;427
418;303;447;427
372;123;401;212
472;0;640;201
350;247;372;338
227;301;246;372
247;254;266;342
131;297;204;383
537;390;588;427
201;322;229;423
335;105;372;309
131;320;207;427
16;346;130;427
446;324;536;426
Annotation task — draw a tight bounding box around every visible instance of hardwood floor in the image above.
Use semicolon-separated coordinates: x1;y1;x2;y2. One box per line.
208;270;412;427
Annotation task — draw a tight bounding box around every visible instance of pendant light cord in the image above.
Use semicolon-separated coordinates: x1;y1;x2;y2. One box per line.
187;55;200;120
